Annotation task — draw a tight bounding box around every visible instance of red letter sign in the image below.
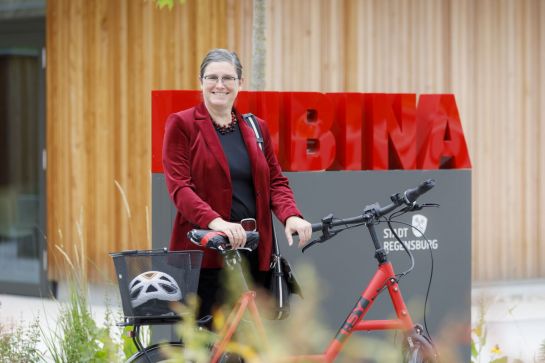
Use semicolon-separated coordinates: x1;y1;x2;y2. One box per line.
282;92;336;171
416;94;471;169
328;93;364;170
152;91;471;173
364;94;417;170
236;92;281;159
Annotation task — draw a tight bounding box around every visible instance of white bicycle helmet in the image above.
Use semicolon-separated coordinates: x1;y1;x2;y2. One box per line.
129;271;182;310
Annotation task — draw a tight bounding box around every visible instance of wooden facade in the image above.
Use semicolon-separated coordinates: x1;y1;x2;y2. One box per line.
47;0;545;282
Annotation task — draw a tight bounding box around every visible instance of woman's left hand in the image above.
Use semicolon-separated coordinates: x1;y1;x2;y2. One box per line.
284;216;312;247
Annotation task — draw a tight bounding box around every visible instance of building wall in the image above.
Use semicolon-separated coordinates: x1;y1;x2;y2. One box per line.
47;0;545;282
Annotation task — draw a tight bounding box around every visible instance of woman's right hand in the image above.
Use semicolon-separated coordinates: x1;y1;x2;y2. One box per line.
208;218;247;249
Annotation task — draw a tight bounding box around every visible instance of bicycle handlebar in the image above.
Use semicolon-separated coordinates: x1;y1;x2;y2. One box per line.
309;214;368;233
303;179;436;251
187;230;259;252
403;179;436;204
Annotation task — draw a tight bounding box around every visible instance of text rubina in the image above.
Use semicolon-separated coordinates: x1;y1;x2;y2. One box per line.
152;91;471;172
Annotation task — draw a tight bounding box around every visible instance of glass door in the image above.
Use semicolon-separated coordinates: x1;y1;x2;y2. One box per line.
0;13;48;296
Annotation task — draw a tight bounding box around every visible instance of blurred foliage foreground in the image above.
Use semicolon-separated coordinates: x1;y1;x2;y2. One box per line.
1;245;544;362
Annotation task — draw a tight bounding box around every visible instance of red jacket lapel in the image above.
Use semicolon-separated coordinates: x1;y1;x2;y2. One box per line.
194;103;231;181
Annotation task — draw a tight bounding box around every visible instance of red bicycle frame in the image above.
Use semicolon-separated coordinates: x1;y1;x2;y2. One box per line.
294;261;415;362
210;259;415;363
210;290;268;363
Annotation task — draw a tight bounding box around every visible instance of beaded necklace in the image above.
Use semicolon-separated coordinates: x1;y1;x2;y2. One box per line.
213;112;238;134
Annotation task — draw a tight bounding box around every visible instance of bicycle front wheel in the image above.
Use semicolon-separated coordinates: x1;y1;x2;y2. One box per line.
127;342;184;363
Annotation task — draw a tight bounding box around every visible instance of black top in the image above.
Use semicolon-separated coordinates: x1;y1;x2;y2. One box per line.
215;123;256;221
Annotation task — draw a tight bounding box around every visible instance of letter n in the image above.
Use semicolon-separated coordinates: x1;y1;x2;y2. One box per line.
363;94;417;169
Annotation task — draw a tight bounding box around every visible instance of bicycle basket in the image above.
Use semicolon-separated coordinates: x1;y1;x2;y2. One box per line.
110;249;202;324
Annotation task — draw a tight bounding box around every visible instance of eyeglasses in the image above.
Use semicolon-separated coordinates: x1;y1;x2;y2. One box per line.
202;75;239;87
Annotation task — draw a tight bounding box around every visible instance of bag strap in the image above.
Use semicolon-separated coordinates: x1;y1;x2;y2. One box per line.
243;113;264;151
242;113;281;257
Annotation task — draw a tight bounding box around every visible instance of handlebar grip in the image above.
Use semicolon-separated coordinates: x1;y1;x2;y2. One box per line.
404;179;436;204
291;222;324;237
187;230;259;251
311;222;323;232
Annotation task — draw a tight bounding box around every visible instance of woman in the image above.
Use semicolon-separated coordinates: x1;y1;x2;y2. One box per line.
162;48;312;319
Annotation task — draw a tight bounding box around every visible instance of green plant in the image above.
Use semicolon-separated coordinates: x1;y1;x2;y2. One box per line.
121;324;150;359
40;244;123;363
153;0;186;10
168;296;218;362
0;318;42;362
471;300;508;363
41;281;122;362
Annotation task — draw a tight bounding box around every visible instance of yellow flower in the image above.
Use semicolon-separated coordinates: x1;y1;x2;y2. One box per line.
491;344;502;355
213;309;226;331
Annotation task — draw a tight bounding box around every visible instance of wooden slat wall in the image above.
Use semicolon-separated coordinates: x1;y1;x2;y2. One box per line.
47;0;545;282
47;0;236;282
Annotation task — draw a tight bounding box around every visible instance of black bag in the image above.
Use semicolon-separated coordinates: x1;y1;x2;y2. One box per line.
243;113;303;320
267;248;303;320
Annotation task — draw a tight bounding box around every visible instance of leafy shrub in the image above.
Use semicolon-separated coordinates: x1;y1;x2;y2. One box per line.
0;317;42;363
40;244;123;363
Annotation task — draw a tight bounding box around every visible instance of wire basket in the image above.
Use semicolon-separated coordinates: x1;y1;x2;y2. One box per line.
110;249;203;325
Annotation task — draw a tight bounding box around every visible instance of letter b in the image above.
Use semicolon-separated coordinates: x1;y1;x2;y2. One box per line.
282;92;336;171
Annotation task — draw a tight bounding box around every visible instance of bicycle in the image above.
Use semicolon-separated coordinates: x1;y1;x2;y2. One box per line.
113;179;439;362
190;179;439;362
293;178;439;362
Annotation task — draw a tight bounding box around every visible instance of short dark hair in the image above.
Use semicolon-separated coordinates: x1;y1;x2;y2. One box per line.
199;49;243;79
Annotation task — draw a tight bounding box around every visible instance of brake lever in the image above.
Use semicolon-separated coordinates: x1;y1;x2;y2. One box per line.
406;203;422;211
421;203;440;208
302;229;341;253
402;202;440;212
301;239;320;253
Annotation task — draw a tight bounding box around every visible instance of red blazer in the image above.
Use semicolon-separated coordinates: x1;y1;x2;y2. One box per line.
162;103;302;270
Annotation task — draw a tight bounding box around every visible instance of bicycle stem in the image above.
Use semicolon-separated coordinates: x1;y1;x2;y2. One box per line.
367;223;388;264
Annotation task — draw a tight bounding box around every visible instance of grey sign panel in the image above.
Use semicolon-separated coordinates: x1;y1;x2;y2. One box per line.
152;173;176;249
152;170;471;359
279;170;471;359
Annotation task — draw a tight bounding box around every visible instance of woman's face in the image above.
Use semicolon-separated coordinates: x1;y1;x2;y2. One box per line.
201;61;242;111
